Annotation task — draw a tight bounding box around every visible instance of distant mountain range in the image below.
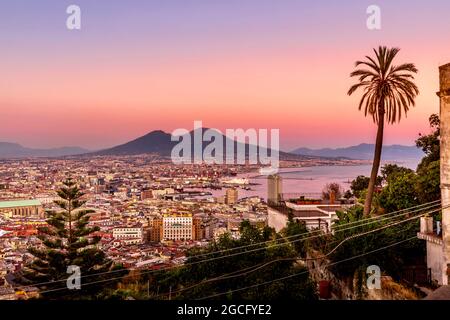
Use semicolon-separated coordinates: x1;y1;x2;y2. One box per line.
91;130;175;156
0;142;89;158
0;135;424;162
291;143;424;160
91;128;310;161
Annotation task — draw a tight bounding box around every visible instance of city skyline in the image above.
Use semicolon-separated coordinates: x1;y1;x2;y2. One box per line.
1;0;450;150
1;1;450;304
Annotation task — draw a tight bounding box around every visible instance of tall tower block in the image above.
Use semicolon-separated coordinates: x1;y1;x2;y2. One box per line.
439;63;450;285
267;174;282;205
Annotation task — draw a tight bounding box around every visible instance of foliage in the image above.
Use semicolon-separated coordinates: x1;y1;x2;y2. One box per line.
378;171;419;212
350;176;370;198
380;164;414;183
121;222;317;300
343;190;353;199
282;220;309;257
327;113;440;281
416;160;440;204
416;113;440;170
335;206;364;225
353;162;432;214
327;212;424;279
322;182;343;200
20;179;121;299
415;114;441;203
355;189;382;214
350;175;382;198
348;46;419;216
347;46;419;124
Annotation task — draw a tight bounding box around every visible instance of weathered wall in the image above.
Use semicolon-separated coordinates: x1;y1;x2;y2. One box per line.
305;250;354;299
428;241;444;285
305;250;419;300
267;207;288;232
440;63;450;285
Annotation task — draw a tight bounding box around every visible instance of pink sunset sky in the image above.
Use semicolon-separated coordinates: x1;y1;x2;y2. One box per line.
1;0;450;151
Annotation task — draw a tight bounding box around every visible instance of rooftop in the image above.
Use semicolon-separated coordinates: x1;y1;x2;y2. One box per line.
292;210;329;218
0;199;41;209
316;205;347;212
268;203;330;218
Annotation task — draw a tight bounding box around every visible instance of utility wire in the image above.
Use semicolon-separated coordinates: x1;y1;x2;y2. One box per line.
156;206;441;298
35;204;443;295
18;200;440;291
197;236;418;300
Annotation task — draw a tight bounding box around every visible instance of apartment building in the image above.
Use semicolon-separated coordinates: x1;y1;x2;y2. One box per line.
147;214;206;241
148;216;163;242
162;214;193;241
225;188;238;205
112;226;144;245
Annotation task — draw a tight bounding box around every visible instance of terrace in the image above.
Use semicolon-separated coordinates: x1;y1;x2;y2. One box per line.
267;195;352;233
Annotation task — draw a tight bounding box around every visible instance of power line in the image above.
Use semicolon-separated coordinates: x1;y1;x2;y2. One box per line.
302;208;437;261
155;257;299;299
16;200;440;291
156;206;441;298
36;204;443;295
197;236;418;300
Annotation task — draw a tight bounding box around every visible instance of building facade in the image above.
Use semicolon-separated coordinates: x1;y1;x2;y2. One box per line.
147;215;206;242
192;216;204;240
418;63;450;285
268;203;342;232
267;174;282;205
141;189;153;200
162;214;193;241
0;200;44;219
440;63;450;286
148;216;163;242
225;188;238;205
112;226;144;245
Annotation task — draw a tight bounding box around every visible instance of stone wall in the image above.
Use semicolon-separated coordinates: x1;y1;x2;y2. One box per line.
439;63;450;285
305;249;420;300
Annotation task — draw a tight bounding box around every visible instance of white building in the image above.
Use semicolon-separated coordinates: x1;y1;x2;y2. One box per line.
417;216;443;285
112;226;143;245
162;214;193;241
268;202;344;232
152;188;175;199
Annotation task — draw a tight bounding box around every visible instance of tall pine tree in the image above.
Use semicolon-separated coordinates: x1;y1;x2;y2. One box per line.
20;178;115;299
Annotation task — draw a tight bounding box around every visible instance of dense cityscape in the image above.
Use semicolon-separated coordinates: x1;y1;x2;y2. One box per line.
0;155;364;299
3;4;450;319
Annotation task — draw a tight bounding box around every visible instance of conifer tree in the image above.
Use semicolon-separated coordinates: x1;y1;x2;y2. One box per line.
20;178;114;298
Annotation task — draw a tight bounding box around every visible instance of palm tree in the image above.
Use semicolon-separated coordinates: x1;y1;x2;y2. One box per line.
348;46;419;216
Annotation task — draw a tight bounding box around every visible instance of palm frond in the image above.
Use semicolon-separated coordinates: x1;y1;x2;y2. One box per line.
348;46;418;123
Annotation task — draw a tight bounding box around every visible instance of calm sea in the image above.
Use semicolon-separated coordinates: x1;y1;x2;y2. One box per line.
208;159;420;200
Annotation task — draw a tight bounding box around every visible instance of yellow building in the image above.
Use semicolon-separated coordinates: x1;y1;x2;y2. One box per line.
225;188;238;205
148;214;205;242
148;216;163;242
0;200;44;219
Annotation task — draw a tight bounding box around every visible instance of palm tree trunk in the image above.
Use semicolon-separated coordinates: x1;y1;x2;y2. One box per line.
363;108;385;216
